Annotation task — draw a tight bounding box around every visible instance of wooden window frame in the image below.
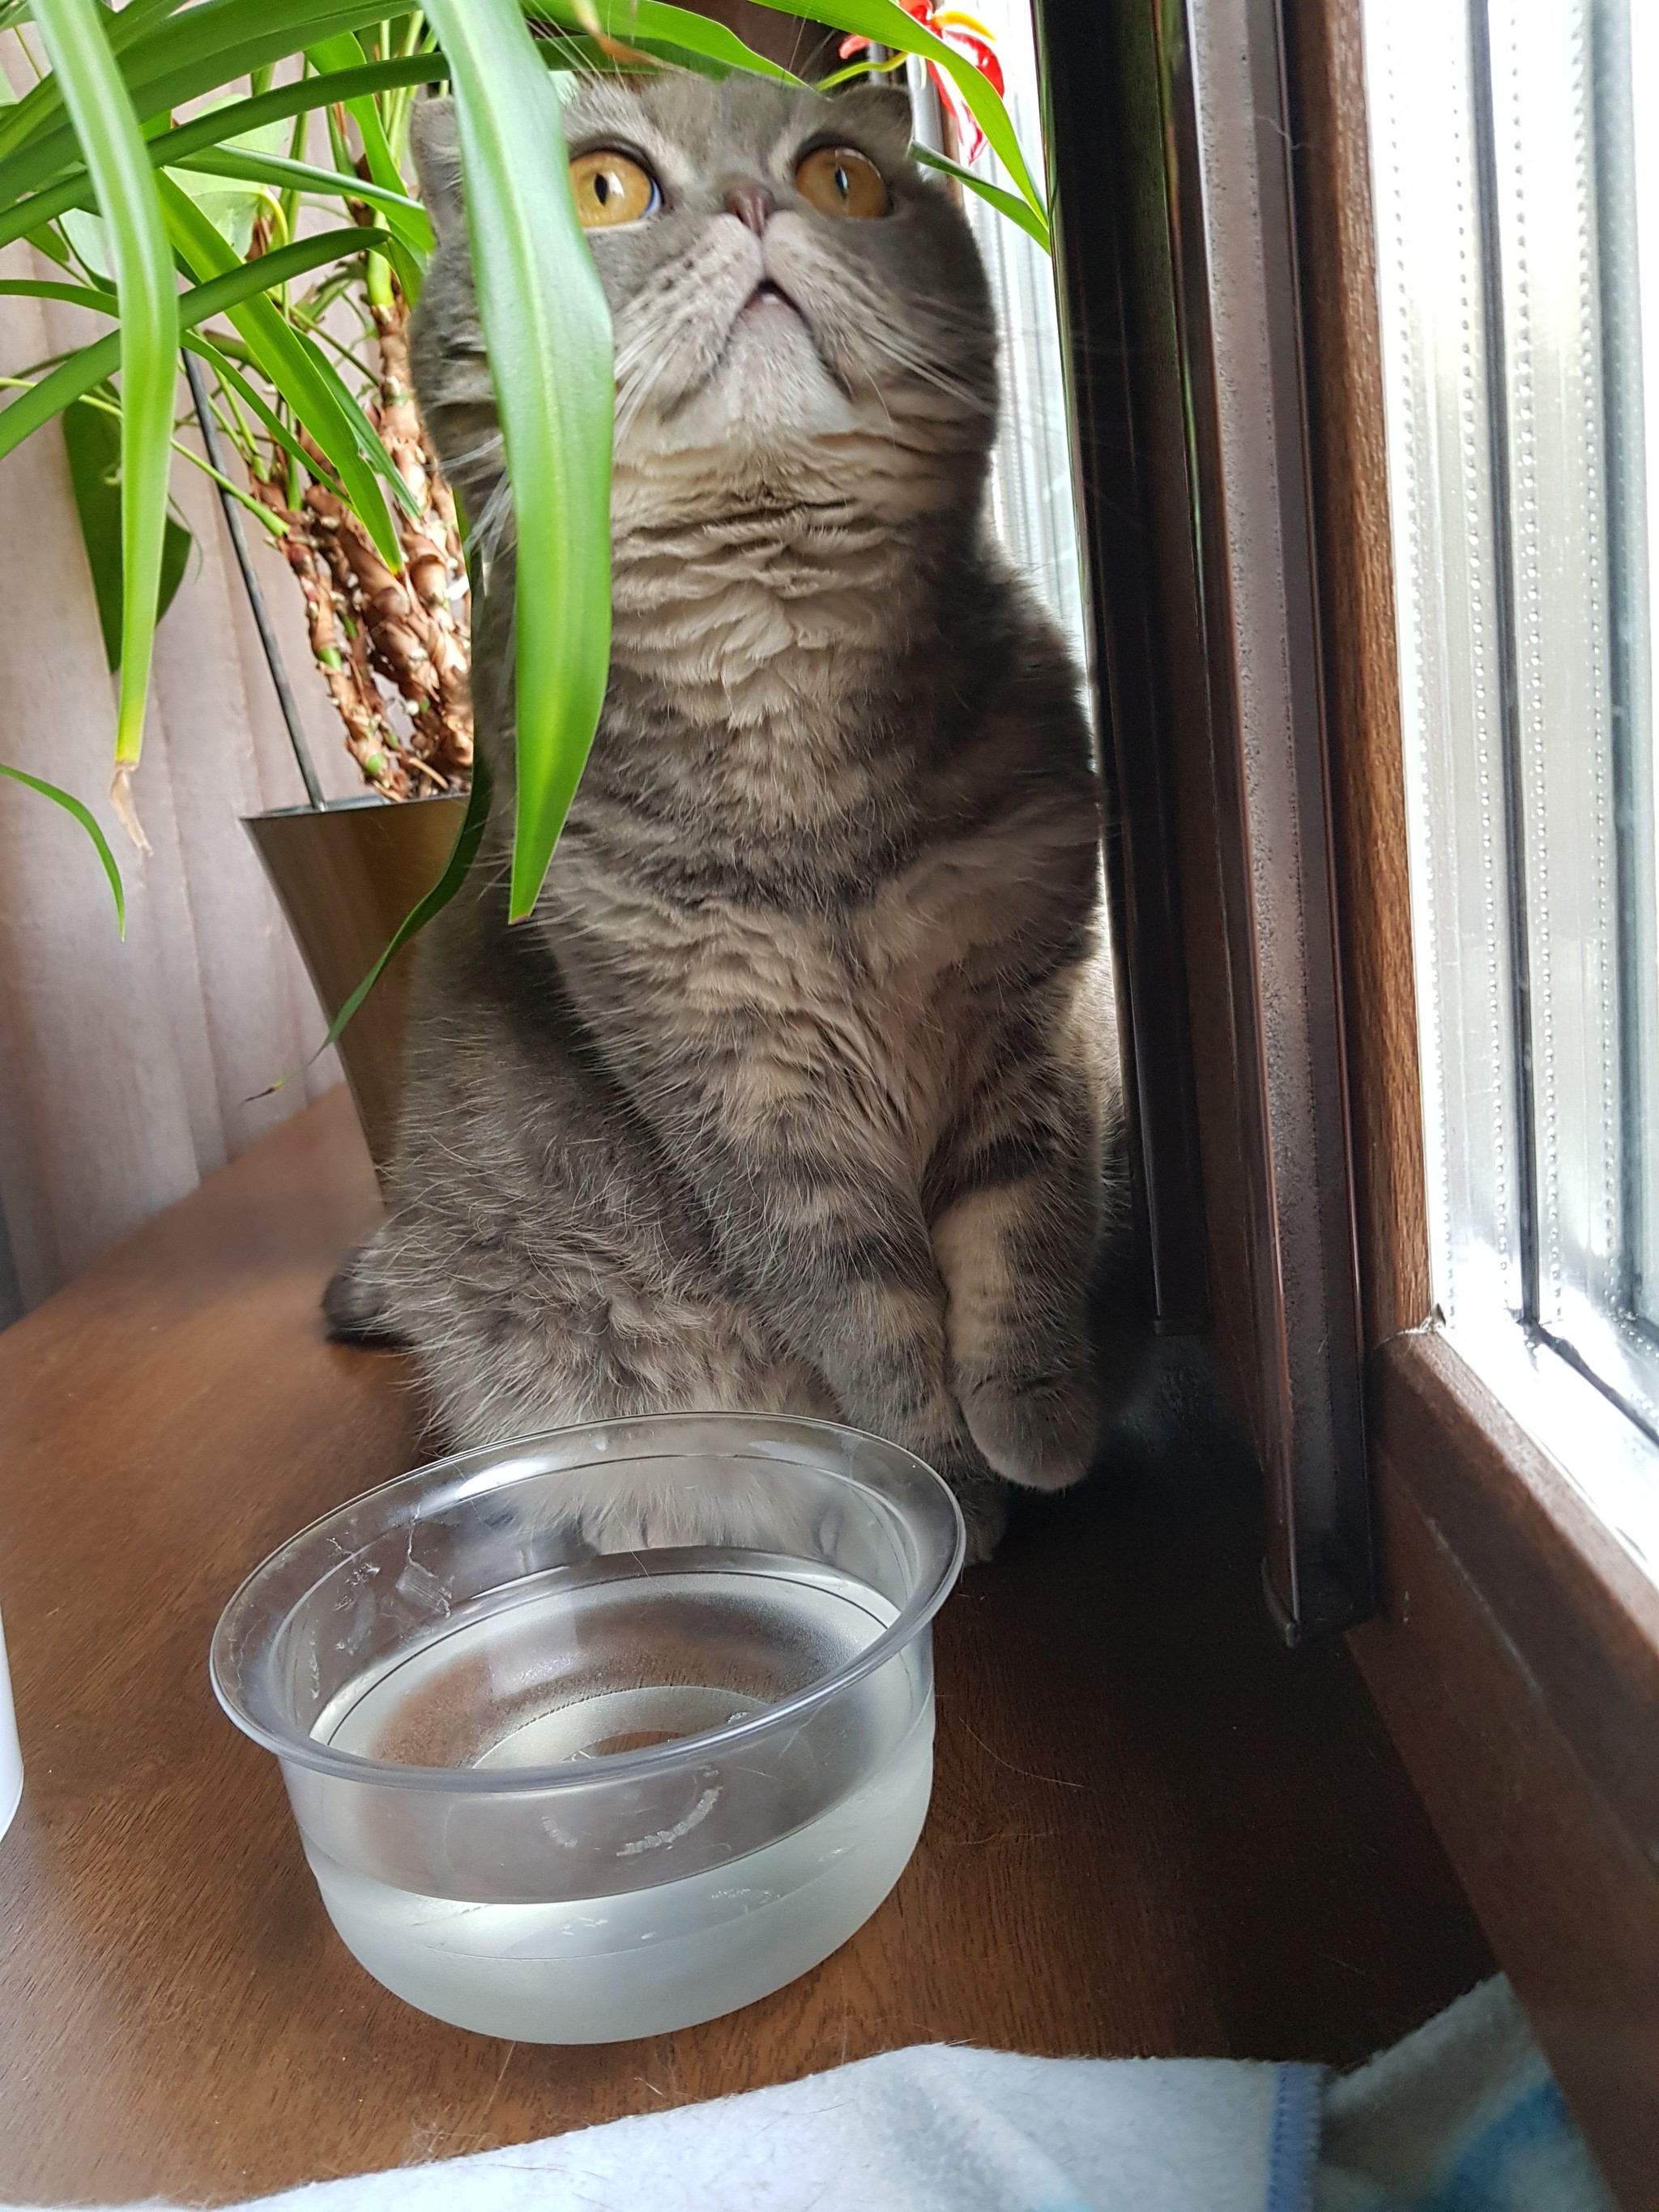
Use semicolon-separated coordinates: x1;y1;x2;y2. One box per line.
1040;0;1659;2196
1042;0;1373;1645
1290;2;1659;2192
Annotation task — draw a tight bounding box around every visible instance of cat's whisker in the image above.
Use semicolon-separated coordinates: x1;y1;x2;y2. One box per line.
858;328;992;411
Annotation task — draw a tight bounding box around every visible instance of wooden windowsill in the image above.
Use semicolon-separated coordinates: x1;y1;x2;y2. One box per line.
0;1087;1487;2206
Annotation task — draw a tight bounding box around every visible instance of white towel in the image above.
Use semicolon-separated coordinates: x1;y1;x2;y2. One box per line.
5;2047;1323;2212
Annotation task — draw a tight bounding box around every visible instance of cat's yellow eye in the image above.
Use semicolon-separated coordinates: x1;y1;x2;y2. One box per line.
794;145;889;220
569;148;660;229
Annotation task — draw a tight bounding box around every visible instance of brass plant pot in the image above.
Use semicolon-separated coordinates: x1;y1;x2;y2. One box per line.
245;793;467;1183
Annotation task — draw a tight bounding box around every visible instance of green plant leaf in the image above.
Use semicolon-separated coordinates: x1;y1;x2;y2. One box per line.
59;205;113;277
0;56;454;254
0;19;795;252
156;177;412;558
157;96;292;256
33;0;178;830
148;53;449;167
159;168;279;258
532;0;804;83
181;332;311;485
0;184;92;257
0;220;393;462
0;761;126;933
760;0;1046;223
319;758;492;1050
911;143;1049;250
423;0;614;922
181;329;339;491
62;396;192;673
0;3;178;156
23;218;73;267
170;145;433;254
0;0;404;199
305;30;409;197
58;181;420;533
125;1;416;124
0;274;116;306
290;308;422;517
160;186;422;520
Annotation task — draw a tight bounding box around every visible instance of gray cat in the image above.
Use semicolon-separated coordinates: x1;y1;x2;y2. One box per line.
326;71;1127;1559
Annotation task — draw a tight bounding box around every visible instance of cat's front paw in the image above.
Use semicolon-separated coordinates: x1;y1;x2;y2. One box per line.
942;1464;1009;1564
960;1366;1098;1492
322;1232;407;1349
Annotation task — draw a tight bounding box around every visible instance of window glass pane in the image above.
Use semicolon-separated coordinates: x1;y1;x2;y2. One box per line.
1609;1;1659;1330
1363;0;1659;1574
1361;0;1524;1329
1487;1;1626;1350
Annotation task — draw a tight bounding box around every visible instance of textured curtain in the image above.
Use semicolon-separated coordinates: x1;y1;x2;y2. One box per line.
0;275;363;1326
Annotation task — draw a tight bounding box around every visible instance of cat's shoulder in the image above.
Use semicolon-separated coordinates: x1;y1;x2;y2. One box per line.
922;557;1096;810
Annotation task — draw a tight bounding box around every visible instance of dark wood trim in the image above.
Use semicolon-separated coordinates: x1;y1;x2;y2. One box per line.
1145;0;1375;1638
1369;1331;1659;1894
1355;1335;1659;2206
1282;0;1432;1352
1034;0;1212;1335
1046;0;1377;1639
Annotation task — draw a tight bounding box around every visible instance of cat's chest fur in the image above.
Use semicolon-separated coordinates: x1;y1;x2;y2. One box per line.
534;518;1090;1165
551;737;1079;1171
606;493;919;745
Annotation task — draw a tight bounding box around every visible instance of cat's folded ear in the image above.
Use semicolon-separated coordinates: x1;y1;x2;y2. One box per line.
411;93;465;244
845;79;914;126
825;79;915;159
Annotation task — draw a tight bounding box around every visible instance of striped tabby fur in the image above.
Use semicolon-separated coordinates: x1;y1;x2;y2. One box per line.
326;74;1128;1558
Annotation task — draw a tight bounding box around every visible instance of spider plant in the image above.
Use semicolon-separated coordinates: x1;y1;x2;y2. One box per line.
0;0;1047;942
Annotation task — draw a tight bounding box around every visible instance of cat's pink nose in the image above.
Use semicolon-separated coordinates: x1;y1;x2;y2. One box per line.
723;181;774;236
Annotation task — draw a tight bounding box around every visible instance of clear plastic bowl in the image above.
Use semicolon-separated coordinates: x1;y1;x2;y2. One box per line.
211;1413;964;2043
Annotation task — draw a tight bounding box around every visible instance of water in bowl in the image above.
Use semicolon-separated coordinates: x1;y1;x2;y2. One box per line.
305;1550;932;2041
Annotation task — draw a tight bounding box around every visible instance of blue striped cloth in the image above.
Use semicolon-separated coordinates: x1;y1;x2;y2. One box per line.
1315;1979;1613;2212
